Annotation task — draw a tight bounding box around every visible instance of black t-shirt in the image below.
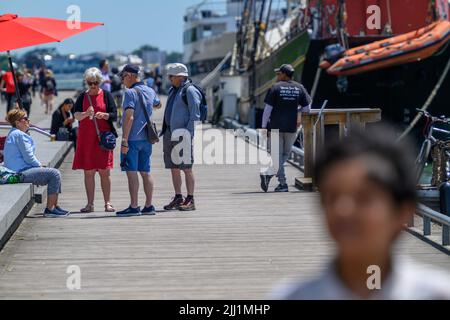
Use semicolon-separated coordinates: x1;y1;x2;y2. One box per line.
264;80;312;133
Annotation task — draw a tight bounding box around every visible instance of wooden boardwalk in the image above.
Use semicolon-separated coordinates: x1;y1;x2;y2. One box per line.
0;94;449;299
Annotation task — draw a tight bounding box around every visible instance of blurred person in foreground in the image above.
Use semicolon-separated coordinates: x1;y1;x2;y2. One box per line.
272;126;450;300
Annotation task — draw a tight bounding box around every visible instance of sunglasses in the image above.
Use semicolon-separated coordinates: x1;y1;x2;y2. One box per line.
20;117;29;122
87;81;100;86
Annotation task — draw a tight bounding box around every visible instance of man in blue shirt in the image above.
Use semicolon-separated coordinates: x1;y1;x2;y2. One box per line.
117;64;161;217
161;63;201;212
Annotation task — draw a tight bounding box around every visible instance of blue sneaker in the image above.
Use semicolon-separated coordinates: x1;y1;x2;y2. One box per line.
56;206;70;214
141;205;156;216
44;207;69;218
116;206;141;217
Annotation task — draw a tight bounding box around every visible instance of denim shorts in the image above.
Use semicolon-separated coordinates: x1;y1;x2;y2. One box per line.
121;140;153;173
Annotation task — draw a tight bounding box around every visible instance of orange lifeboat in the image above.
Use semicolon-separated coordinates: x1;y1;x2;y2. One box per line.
323;20;450;76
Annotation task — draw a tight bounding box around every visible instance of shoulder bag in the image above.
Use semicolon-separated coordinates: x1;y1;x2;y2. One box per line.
87;92;116;150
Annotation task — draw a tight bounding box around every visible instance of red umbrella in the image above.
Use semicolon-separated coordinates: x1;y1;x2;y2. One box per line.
0;13;103;109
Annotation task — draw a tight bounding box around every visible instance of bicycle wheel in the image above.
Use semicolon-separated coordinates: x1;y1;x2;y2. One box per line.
416;139;432;183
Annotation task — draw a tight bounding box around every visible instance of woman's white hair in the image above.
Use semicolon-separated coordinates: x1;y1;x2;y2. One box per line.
84;67;103;82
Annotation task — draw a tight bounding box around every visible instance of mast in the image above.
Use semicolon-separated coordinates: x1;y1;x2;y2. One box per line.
250;0;267;107
237;0;252;72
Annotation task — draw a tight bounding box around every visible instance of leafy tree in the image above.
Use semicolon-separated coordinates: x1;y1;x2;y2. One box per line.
132;45;159;58
167;51;183;63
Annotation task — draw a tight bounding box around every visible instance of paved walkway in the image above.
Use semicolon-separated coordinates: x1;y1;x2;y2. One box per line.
0;92;449;299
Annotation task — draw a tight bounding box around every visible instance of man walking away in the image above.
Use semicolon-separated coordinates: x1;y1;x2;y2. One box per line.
117;64;162;217
162;63;201;212
260;64;312;193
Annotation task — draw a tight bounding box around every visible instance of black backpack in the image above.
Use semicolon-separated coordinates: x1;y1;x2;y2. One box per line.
45;79;55;91
181;82;208;122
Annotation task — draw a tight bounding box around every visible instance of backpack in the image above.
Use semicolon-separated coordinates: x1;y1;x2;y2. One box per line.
46;79;55;91
181;82;208;122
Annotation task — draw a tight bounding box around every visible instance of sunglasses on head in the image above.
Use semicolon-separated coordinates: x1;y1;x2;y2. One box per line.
87;81;100;86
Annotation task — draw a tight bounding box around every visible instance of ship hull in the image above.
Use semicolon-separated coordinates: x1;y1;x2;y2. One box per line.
302;37;450;127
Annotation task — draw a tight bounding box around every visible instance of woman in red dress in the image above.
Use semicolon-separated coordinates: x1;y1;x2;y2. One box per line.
73;67;118;213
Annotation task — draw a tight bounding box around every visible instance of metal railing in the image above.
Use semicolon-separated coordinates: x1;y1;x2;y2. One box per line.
0;122;54;140
222;118;305;171
414;203;450;246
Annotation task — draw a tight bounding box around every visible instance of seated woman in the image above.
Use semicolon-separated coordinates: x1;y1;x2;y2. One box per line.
51;98;77;148
3;108;69;218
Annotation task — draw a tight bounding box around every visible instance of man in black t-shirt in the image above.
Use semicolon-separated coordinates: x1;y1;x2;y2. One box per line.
260;64;312;192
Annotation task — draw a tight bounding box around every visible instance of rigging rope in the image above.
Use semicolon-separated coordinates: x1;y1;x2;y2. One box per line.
398;55;450;141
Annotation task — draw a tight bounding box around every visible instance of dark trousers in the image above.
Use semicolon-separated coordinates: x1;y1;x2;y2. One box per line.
5;92;15;112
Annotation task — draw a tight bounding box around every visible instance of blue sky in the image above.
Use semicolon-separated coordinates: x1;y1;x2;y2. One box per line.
0;0;201;55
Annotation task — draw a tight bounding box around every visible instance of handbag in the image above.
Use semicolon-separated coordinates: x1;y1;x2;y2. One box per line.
87;93;116;151
134;88;159;144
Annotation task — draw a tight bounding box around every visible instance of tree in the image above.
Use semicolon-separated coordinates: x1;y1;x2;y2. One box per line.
167;51;183;63
132;45;159;58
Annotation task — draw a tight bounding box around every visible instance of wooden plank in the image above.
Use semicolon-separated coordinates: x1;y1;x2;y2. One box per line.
0;96;448;300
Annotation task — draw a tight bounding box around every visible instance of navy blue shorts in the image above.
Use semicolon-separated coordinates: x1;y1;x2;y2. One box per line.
121;140;153;173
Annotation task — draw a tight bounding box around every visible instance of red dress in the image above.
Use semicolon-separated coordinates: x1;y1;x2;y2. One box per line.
72;90;114;170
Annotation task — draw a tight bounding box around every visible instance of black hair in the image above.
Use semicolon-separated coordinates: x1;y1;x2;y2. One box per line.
314;125;418;206
99;59;108;69
58;98;74;110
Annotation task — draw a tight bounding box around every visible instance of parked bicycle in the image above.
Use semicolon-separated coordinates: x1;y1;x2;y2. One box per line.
415;109;450;186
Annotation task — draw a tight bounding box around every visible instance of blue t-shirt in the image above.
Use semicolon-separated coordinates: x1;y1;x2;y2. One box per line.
145;77;155;89
122;82;160;141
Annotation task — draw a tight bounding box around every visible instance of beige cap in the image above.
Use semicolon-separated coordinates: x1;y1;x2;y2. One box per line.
166;63;189;77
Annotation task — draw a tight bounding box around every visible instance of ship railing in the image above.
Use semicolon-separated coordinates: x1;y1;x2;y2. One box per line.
413;204;450;247
185;1;228;22
0;122;54;140
200;51;232;88
222;118;305;172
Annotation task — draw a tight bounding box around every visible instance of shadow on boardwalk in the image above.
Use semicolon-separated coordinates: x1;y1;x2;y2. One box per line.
0;94;449;299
